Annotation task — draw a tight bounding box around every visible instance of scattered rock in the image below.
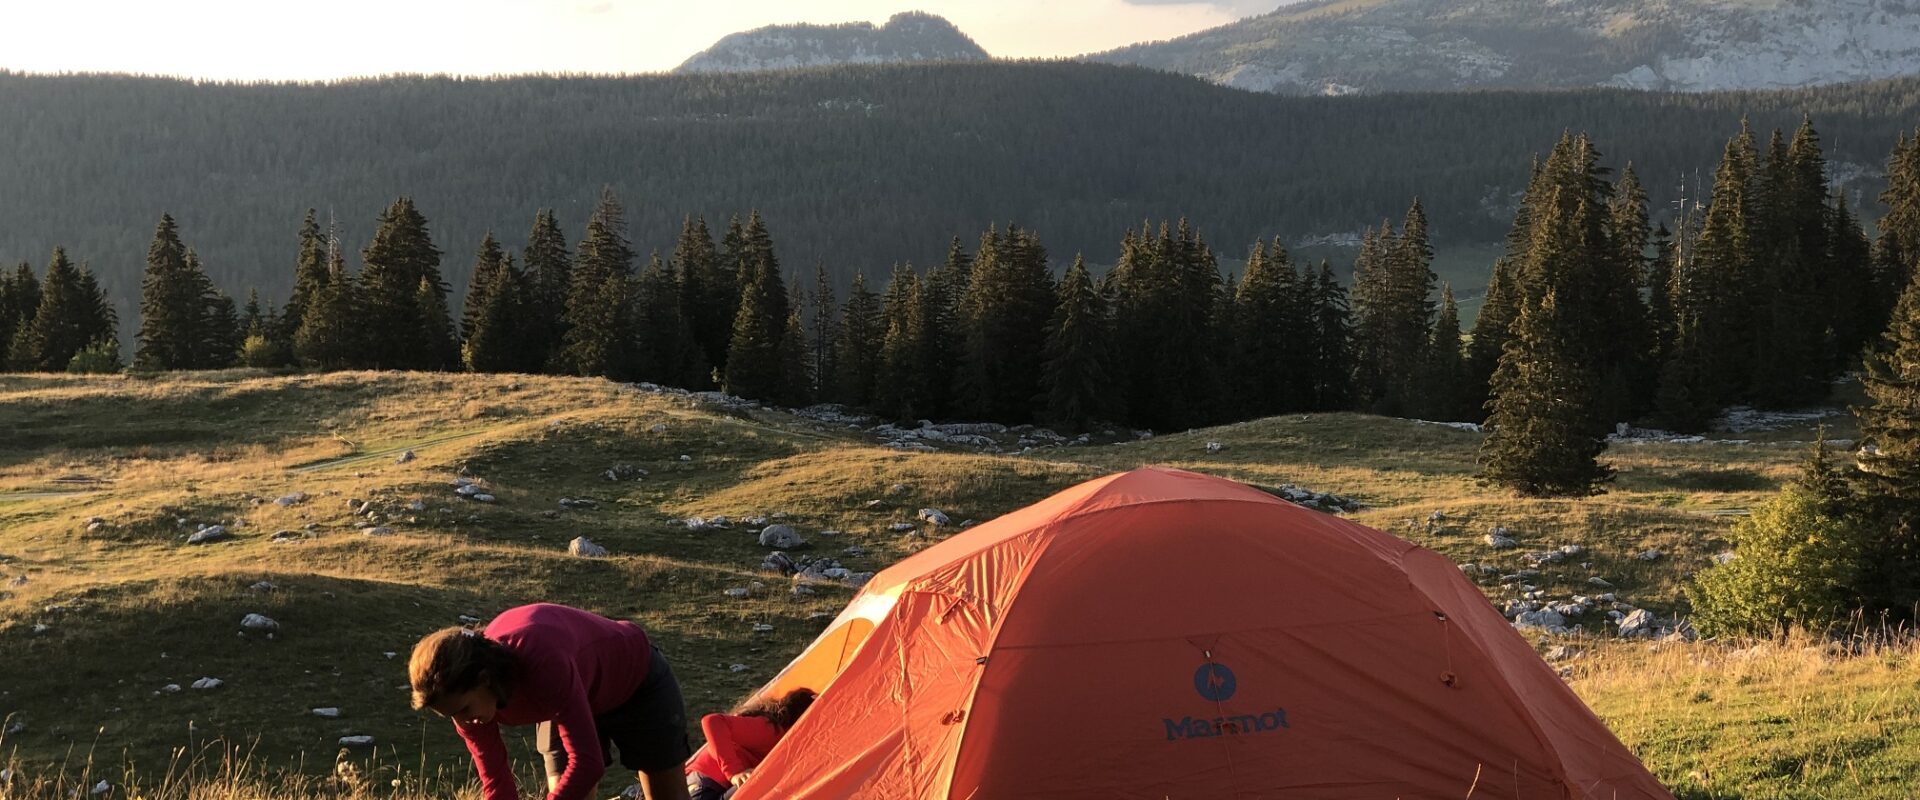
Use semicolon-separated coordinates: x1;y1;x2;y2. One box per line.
916;508;951;526
678;455;692;462
91;779;110;796
1587;576;1615;589
273;493;308;507
791;583;817;597
191;677;223;690
270;530;305;543
684;516;727;532
1205;441;1227;453
455;485;482;497
729;664;749;673
844;572;875;587
158;684;182;694
761;552;797;576
240;613;279;632
1711;552;1738;565
648;423;668;434
1513;609;1567;632
758;525;805;549
362;526;394;536
888;522;917;533
1617;608;1657;638
752;623;775;633
1543;645;1581;661
312;707;342;718
395;450;416;464
187;526;231;545
886;483;909;496
1635;549;1664;562
723;587;752;599
604;464;648;482
558;497;598;510
568;537;609;558
471;494;496;504
406;500;427;513
3;720;24;735
338;735;375;747
1484;530;1519;549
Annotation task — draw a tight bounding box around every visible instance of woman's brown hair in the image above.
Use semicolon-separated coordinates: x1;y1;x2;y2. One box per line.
409;627;519;711
734;688;817;730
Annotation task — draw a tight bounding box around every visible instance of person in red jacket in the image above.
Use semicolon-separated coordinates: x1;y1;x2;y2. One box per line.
684;688;816;800
409;603;692;800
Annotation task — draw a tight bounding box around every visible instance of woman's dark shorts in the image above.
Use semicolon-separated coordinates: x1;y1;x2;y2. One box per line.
538;645;692;775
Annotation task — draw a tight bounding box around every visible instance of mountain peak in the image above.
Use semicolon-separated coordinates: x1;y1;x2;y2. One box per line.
1090;0;1920;94
676;11;989;75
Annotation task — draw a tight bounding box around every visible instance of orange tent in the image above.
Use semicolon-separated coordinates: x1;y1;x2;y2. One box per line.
734;467;1673;799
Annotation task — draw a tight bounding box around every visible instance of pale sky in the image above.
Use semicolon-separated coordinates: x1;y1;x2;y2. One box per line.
0;0;1286;81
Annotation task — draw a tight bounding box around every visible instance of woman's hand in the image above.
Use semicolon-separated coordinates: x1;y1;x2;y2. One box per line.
731;770;754;788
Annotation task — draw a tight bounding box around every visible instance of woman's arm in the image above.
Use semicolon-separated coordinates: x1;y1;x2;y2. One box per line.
455;720;520;800
543;670;607;800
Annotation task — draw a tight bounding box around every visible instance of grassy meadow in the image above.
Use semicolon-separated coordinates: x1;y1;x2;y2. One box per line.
0;370;1910;799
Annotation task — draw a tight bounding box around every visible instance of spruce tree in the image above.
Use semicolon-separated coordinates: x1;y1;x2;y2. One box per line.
634;252;706;387
1414;284;1471;421
294;247;363;371
1644;225;1678;370
281;210;329;342
1307;260;1355;412
359;197;451;370
12;248;115;373
1479;289;1613;496
561;189;639;378
1351;201;1435;415
1852;266;1920;613
523;209;573;370
1231;241;1303;418
723;213;791;401
808;265;838;401
957;225;1057;423
133;214;199;371
464;252;537;374
1040;255;1115;431
919;236;972;418
1750;119;1839;407
1465;258;1520;422
833;272;883;407
1828;192;1876;365
461;232;509;345
875;266;927;421
673;216;730;384
1605;164;1655;419
1683;129;1762;405
777;307;812;409
1874;132;1920;335
0;261;41;369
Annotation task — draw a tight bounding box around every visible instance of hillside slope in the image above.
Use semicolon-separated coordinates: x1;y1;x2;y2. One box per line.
1092;0;1920;95
0;371;1903;797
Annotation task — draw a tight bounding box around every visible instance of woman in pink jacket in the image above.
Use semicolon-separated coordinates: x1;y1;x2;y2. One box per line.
410;603;692;800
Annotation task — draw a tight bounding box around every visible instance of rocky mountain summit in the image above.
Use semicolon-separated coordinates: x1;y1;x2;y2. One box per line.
1090;0;1920;94
676;12;989;74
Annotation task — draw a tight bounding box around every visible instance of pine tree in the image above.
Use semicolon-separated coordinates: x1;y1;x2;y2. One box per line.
777;307;812;409
1352;201;1435;415
12;248;115;373
201;275;242;369
561;189;639;378
674;216;730;385
1852;266;1920;613
1644;224;1678;369
833;272;883;407
1604;164;1655;420
1874;132;1920;336
295;246;363;371
281;210;329;342
1479;289;1613;496
1828;192;1876;365
1749;119;1839;407
633;252;706;387
919;236;972;418
1040;255;1115;431
523;209;573;370
1231;241;1307;418
723;213;791;401
358;197;452;370
1682;128;1762;405
1307;260;1355;411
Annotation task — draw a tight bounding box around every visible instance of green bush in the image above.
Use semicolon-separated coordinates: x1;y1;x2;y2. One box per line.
65;336;123;374
240;334;289;368
1688;463;1865;637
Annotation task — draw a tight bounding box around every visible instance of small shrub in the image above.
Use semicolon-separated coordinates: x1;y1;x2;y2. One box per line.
66;337;123;374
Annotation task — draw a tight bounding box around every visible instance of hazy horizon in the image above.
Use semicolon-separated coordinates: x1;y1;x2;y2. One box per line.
0;0;1289;82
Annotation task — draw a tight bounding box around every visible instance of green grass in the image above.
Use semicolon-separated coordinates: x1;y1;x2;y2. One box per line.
0;370;1901;798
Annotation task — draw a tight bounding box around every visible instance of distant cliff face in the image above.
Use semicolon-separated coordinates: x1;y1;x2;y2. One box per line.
1089;0;1920;95
676;12;989;75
